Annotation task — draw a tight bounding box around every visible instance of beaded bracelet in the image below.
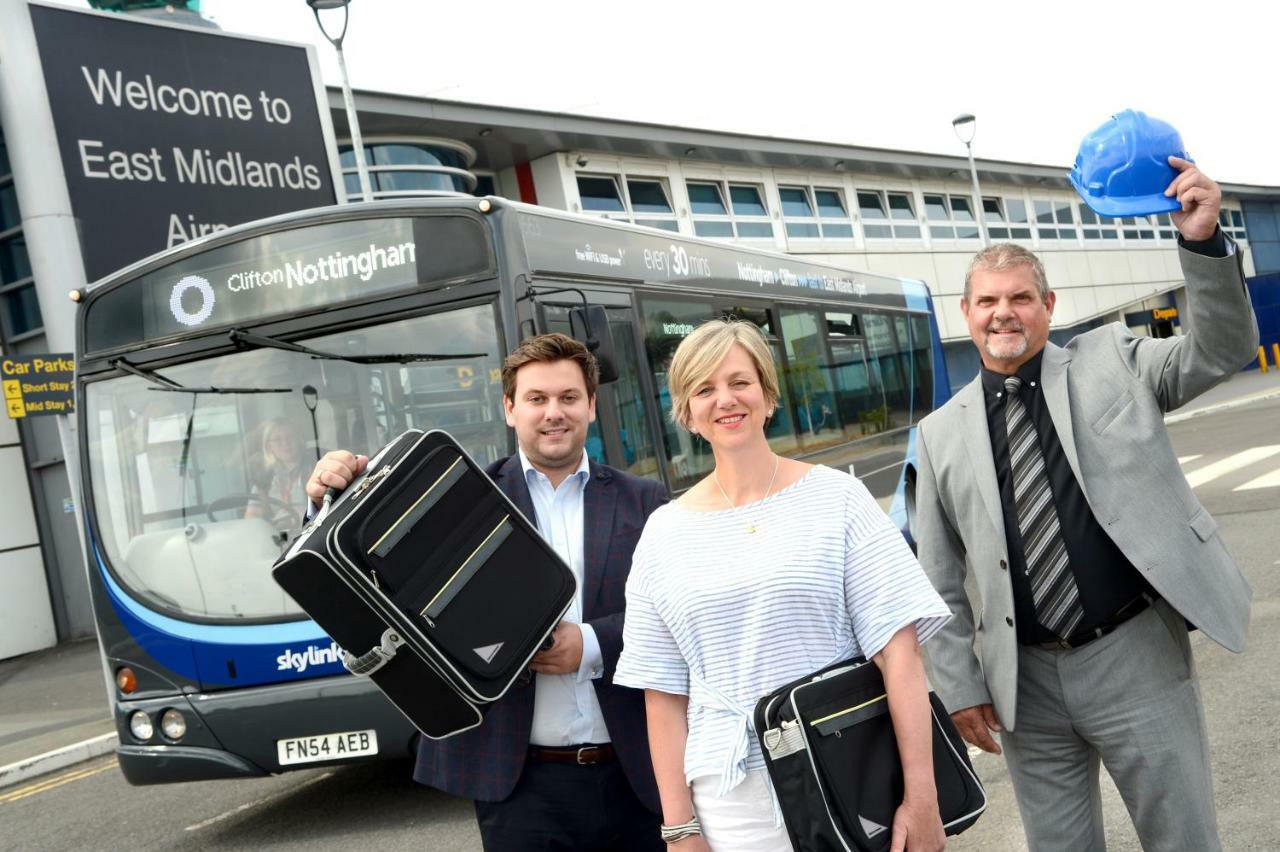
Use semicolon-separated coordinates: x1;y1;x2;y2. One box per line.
659;815;702;844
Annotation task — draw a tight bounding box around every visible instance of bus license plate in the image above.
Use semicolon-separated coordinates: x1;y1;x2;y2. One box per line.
277;729;378;766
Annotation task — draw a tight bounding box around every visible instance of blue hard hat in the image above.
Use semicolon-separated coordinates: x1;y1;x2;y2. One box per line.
1068;109;1190;218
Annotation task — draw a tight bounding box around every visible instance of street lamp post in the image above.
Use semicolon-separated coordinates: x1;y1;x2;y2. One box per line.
308;0;373;203
952;113;989;246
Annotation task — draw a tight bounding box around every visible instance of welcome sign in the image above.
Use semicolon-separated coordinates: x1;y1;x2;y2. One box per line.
28;3;338;281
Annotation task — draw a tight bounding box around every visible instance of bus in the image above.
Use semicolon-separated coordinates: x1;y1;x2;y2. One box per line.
75;196;951;784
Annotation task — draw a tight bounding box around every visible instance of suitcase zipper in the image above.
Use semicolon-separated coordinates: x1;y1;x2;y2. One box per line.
367;456;464;556
420;515;511;622
808;693;887;737
353;465;392;496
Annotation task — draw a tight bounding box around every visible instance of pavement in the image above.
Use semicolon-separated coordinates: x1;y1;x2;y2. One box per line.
1;367;1277;793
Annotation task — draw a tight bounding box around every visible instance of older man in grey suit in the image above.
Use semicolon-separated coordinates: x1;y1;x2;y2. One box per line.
915;157;1257;850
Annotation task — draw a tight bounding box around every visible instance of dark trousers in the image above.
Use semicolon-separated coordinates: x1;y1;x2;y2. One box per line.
473;759;662;852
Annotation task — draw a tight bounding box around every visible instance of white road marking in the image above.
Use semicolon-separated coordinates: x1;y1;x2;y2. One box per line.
1184;446;1280;489
1177;455;1202;466
1235;467;1280;491
183;771;333;831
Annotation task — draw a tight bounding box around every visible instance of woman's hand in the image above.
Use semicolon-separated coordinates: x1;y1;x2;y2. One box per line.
890;797;945;852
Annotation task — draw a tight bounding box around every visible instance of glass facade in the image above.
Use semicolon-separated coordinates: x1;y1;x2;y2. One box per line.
0;125;42;338
338;139;480;199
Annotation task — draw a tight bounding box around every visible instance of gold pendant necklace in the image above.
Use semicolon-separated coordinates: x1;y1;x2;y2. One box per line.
713;455;780;534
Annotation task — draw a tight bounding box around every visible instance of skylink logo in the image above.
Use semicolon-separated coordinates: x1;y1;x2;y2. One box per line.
276;641;342;673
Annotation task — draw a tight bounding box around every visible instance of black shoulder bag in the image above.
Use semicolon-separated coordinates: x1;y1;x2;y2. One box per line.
753;657;986;851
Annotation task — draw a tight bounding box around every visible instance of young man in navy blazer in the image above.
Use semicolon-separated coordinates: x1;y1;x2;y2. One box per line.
307;333;665;851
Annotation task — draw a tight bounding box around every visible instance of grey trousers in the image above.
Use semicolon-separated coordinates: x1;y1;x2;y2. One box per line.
1000;599;1220;852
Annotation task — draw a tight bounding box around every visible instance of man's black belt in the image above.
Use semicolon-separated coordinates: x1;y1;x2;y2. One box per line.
527;744;616;765
1035;593;1156;650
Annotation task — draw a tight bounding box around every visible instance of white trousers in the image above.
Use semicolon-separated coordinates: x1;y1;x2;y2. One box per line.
691;770;794;852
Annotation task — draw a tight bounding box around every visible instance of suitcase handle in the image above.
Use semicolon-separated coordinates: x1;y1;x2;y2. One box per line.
342;628;405;677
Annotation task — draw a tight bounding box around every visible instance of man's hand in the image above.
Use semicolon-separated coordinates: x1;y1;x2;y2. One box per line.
305;450;368;505
528;622;583;675
1165;156;1222;242
951;704;1002;755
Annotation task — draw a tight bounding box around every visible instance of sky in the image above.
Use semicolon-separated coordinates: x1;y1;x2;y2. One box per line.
63;0;1280;186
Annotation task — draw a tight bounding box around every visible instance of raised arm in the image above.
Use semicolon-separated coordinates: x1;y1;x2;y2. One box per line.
1119;158;1259;411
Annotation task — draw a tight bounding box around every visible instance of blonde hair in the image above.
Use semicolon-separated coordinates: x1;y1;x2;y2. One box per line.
667;319;780;431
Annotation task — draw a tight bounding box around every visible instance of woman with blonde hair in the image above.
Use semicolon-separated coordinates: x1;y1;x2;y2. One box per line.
614;319;951;851
245;417;308;526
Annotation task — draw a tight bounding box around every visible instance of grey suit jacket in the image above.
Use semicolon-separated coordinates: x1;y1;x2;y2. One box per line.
915;240;1259;730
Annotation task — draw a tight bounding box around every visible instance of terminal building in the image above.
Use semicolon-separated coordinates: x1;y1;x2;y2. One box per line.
2;3;1279;654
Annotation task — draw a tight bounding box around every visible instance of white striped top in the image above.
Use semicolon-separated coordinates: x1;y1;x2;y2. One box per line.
614;465;951;793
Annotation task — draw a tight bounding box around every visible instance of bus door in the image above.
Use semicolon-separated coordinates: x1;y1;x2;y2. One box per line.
532;288;665;486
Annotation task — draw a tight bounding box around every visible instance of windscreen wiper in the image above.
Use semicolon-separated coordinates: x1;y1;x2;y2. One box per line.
228;329;484;364
110;357;292;394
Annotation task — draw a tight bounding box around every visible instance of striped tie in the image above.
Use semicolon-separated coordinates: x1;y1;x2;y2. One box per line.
1004;376;1084;639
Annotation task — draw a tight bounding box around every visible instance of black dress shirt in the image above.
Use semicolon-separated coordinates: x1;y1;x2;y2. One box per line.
982;227;1229;643
982;353;1153;643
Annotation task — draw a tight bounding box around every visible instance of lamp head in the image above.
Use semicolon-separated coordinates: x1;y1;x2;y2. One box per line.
952;113;976;145
306;0;349;9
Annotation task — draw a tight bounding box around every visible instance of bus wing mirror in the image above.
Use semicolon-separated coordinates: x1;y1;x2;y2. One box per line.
569;305;619;385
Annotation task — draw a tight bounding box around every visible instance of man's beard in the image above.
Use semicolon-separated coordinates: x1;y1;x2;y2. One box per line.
983;323;1029;361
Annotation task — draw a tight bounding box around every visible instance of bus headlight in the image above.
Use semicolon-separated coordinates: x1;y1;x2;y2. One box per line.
160;709;187;741
129;711;154;741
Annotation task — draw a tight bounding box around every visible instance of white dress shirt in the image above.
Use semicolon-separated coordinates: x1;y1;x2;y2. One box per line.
519;448;611;747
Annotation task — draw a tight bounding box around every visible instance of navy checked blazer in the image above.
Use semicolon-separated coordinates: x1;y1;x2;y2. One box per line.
412;453;667;812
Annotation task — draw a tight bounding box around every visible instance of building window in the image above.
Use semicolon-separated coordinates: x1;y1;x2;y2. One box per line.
923;194;980;240
858;190;920;240
577;174;678;232
982;197;1032;240
1119;216;1155;241
626;178;678;232
1154;213;1177;240
577;174;626;214
1078;203;1120;241
687;181;773;239
0;181;19;232
0;233;30;284
1219;208;1248;242
779;186;853;240
1033;198;1077;242
1;282;41;337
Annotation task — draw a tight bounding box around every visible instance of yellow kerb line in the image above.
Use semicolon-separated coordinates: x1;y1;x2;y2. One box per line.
421;515;508;617
808;693;887;727
0;758;115;803
368;456;463;554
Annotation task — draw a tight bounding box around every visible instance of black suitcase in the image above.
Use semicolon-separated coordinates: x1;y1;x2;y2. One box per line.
272;429;576;739
754;657;986;851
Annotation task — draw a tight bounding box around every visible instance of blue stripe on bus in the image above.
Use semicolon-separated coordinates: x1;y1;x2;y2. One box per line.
94;545;347;687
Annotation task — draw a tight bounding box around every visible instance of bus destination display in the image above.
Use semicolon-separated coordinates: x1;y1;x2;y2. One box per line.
83;218;419;353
